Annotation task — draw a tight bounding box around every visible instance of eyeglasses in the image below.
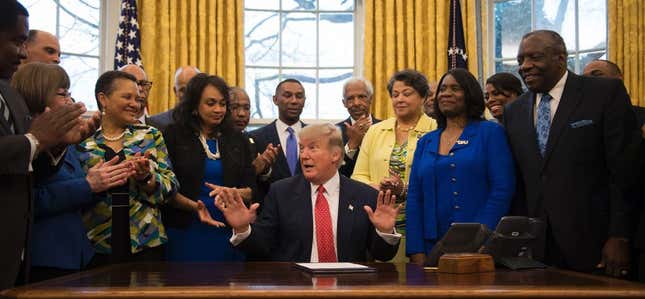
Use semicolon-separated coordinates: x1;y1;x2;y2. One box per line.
136;80;153;90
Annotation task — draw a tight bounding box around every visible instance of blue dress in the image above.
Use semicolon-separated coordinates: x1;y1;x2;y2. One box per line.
166;140;245;261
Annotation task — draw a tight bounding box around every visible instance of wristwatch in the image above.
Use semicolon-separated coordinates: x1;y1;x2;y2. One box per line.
344;143;358;156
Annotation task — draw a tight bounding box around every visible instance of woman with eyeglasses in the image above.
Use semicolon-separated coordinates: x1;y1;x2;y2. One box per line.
406;68;515;265
162;74;256;261
484;72;523;121
77;70;178;267
11;63;135;281
352;69;438;262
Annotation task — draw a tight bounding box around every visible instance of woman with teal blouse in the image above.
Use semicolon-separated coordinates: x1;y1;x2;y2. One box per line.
406;69;515;265
77;71;178;266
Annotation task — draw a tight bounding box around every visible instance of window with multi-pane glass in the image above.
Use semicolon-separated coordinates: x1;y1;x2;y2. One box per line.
245;0;356;121
493;0;607;76
21;0;101;111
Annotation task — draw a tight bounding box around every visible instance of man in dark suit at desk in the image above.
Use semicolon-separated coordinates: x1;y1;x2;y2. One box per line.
216;123;401;262
504;30;637;277
249;79;306;199
0;0;96;289
336;78;380;177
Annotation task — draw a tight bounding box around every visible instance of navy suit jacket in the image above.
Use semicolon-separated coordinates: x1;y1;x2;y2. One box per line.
249;120;305;200
335;116;381;177
31;147;96;270
503;73;637;272
236;174;399;262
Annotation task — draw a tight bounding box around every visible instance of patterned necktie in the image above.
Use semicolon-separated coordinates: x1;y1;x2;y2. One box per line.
315;185;337;262
0;93;14;134
536;93;553;156
286;127;297;175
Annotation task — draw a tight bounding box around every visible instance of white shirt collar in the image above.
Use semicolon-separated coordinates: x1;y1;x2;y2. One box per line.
533;70;568;125
276;118;302;133
310;171;341;196
349;114;372;125
539;70;568;103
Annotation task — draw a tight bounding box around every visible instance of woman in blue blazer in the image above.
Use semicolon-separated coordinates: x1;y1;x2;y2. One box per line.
405;68;515;265
11;63;134;282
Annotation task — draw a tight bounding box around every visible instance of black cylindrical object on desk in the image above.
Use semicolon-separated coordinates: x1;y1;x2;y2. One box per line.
110;192;130;264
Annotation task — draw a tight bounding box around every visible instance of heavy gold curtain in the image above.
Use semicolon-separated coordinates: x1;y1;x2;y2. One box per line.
137;0;244;114
608;0;645;106
363;0;488;120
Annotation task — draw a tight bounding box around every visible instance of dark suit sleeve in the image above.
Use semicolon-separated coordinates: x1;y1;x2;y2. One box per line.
365;194;399;261
239;135;258;203
358;185;399;261
603;81;639;238
161;125;177;167
0;135;31;175
235;183;280;259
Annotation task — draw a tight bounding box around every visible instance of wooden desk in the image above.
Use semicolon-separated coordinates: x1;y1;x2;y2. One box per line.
2;262;645;298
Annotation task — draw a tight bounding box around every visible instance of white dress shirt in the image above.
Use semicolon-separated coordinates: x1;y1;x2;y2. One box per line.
230;172;401;262
533;71;569;125
309;172;341;262
275;118;303;159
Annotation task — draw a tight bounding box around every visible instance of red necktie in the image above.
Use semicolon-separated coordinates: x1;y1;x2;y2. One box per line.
315;185;337;262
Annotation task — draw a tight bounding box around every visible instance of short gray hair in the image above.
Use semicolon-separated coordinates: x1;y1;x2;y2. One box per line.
342;77;374;100
229;86;249;101
298;123;345;169
174;66;201;84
